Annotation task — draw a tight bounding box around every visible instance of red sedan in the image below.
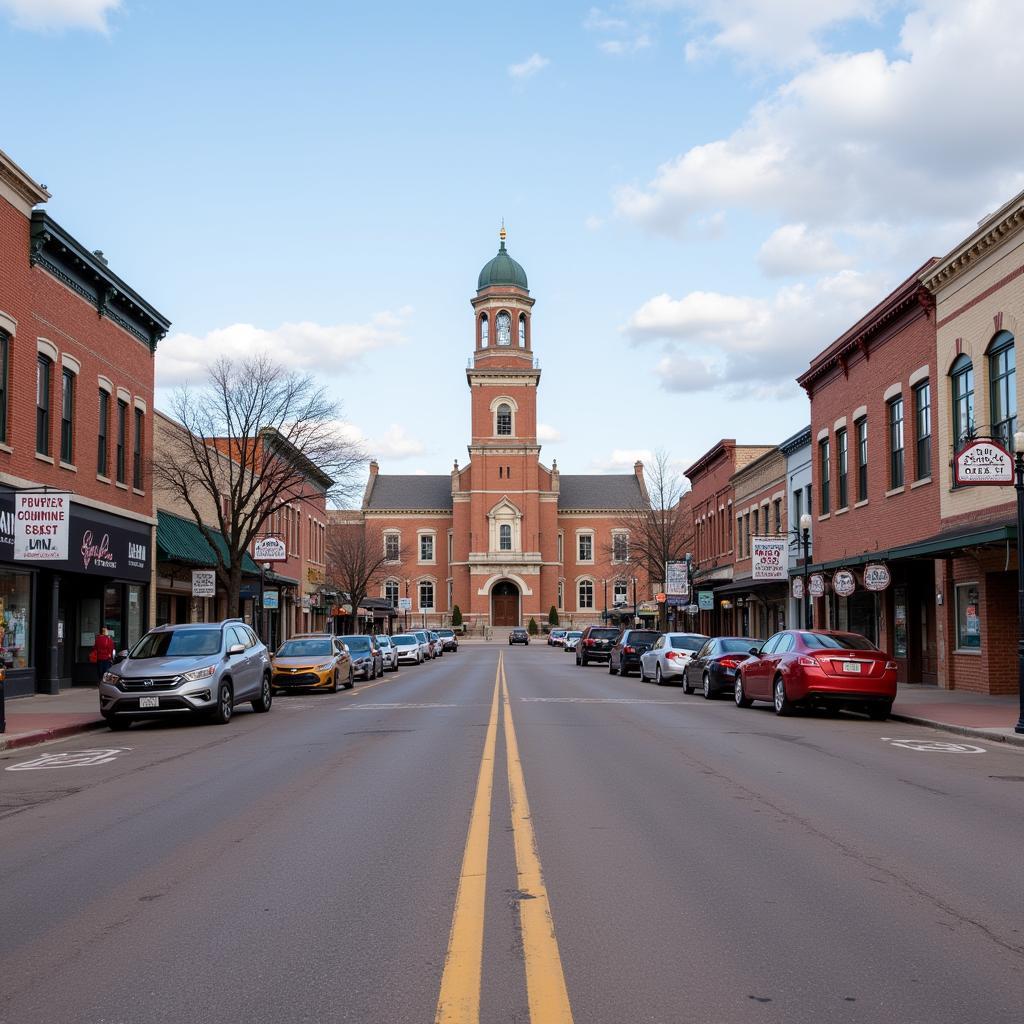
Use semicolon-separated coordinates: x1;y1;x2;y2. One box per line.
734;630;897;720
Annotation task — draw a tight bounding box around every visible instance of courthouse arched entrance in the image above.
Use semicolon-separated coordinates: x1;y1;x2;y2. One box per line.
491;580;521;627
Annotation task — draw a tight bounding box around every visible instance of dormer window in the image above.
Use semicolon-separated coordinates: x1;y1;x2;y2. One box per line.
519;314;526;347
496;403;512;436
496;311;512;346
480;313;489;347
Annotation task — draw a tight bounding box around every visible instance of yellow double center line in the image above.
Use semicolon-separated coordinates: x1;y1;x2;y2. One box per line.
435;653;574;1024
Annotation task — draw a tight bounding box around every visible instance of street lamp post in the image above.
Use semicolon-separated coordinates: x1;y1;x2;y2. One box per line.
799;513;812;629
603;579;608;624
632;575;638;627
1014;432;1024;734
404;579;409;632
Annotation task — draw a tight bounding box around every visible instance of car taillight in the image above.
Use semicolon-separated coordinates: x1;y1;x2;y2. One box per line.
719;656;742;669
885;661;897;670
798;655;818;667
623;645;635;654
585;638;595;646
666;650;684;660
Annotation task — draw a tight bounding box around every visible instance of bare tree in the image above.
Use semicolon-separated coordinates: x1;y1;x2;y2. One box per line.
154;354;366;615
326;519;404;632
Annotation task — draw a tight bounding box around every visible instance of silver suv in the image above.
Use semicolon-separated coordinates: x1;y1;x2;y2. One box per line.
99;620;273;730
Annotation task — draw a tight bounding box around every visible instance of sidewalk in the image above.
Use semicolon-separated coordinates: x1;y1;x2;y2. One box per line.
1;687;107;751
892;684;1023;748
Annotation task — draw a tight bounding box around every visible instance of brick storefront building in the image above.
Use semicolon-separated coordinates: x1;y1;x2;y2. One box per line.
353;231;654;629
0;148;168;695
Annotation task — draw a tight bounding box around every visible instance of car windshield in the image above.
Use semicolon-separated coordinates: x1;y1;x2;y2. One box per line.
670;636;706;651
552;630;566;636
628;631;660;644
802;632;879;651
377;636;392;646
276;639;333;658
567;632;582;639
393;636;417;646
341;636;371;652
590;629;619;639
438;630;454;637
131;629;221;659
719;638;757;653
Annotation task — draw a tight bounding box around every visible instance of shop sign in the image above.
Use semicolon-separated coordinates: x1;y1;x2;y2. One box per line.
301;594;311;610
398;597;413;612
665;594;689;607
253;536;287;562
751;536;787;581
808;573;827;598
665;560;689;597
13;492;71;561
263;590;280;610
192;570;216;598
863;563;892;592
953;439;1013;485
306;567;324;584
832;569;857;597
791;576;805;599
637;601;659;614
697;591;714;611
686;604;699;616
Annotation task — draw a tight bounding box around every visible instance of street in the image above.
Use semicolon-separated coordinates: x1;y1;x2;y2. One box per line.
1;644;1022;1024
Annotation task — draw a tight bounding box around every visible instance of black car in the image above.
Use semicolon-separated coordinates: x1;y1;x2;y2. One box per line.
575;626;619;665
509;628;530;645
684;636;759;698
608;629;662;677
436;628;459;652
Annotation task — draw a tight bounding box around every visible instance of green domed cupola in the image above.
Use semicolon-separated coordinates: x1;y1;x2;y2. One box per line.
477;225;528;291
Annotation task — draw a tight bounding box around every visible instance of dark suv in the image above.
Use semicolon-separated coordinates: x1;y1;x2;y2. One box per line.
509;628;530;645
575;626;619;666
609;629;662;677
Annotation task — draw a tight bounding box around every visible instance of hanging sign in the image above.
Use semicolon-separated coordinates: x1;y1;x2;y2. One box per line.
398;597;412;612
863;563;892;592
253;536;287;562
665;561;689;597
697;591;714;611
953;439;1013;485
192;570;216;598
13;492;71;561
808;573;827;598
751;536;788;581
262;590;280;610
791;576;805;599
832;569;857;597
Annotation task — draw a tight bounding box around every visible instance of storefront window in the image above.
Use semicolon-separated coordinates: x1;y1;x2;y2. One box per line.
0;570;31;670
104;584;122;648
127;585;145;647
893;587;908;658
956;584;981;649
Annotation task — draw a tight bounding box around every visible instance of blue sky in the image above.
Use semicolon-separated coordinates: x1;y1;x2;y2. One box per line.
3;0;1022;484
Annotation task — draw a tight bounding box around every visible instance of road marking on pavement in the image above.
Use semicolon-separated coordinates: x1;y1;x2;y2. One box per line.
502;658;575;1024
519;697;698;705
434;661;502;1024
344;702;467;711
881;737;987;753
5;748;130;771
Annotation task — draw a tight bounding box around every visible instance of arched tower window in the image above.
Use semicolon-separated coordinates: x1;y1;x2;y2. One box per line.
480;313;489;347
988;331;1016;448
496;311;512;346
950;353;975;450
518;314;527;348
499;524;512;551
496;403;512;436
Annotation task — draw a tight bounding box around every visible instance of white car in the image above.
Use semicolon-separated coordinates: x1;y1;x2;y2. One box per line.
392;634;424;664
563;631;583;652
638;632;709;688
376;635;400;672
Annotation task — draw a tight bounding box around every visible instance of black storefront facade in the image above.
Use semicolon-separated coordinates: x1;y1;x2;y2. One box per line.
1;492;151;697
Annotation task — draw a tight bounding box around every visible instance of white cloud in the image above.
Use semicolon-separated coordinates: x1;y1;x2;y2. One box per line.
508;53;550;79
157;309;411;388
757;223;851;277
626;290;758;338
585;5;652;55
584;6;629;32
537;423;563;443
0;0;120;32
590;448;654;473
335;421;426;462
599;33;652;55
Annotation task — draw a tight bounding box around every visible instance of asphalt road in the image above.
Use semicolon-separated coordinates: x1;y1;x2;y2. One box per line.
1;643;1022;1024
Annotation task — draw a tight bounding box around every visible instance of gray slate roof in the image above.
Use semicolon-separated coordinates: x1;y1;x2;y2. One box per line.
558;475;644;510
366;475;453;511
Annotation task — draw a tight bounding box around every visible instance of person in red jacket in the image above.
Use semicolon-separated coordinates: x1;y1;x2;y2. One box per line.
92;626;115;682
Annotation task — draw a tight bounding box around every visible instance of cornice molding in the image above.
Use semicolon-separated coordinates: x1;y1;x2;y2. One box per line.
0;152;49;215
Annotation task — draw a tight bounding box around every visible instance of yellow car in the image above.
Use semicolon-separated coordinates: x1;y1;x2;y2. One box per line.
271;634;354;693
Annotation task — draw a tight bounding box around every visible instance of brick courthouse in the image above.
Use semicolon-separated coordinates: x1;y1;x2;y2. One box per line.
353;231;653;629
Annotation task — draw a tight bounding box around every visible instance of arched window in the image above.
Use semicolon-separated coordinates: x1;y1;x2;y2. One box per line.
988;331;1016;448
518;314;527;348
496;311;512;346
384;580;399;607
480;313;489;347
613;580;628;605
950;354;975;449
499;524;512;550
419;580;434;611
578;579;594;609
496;403;512;436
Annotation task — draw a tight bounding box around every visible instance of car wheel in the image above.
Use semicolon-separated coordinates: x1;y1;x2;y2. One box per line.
212;681;233;724
105;714;131;731
682;668;694;695
575;653;581;666
773;675;794;716
638;662;647;682
330;670;340;694
581;654;589;667
868;700;892;721
609;658;618;675
656;664;665;686
702;672;713;700
345;669;355;689
620;663;630;678
252;674;273;713
734;674;753;709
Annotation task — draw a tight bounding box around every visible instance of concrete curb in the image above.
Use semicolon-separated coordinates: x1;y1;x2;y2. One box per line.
889;712;1024;749
0;718;107;752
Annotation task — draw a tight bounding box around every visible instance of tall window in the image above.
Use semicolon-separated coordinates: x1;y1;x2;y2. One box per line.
419;534;434;561
806;484;813;517
132;407;143;489
836;427;848;508
97;389;110;477
773;498;782;533
913;382;931;480
613;580;628;604
557;579;564;608
578;533;593;561
736;517;744;558
385;533;400;560
496;311;512;346
116;399;127;483
613;533;628;562
480;313;488;347
745;513;751;554
0;330;8;444
519;314;527;347
950;354;975;450
496;403;512;436
752;508;759;537
856;418;868;501
499;523;512;550
384;580;399;607
36;355;51;456
819;438;830;514
792;487;803;528
578;579;594;609
419;580;434;610
557;532;563;563
60;369;75;464
888;396;905;489
988;332;1016;448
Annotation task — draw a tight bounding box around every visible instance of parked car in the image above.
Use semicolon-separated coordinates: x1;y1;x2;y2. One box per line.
684;636;759;699
509;627;530;645
99;620;272;729
437;628;459;652
734;630;897;719
392;633;424;665
638;632;709;687
608;629;662;677
376;634;400;672
548;629;568;647
339;634;384;680
428;630;445;657
575;626;619;666
271;634;354;693
563;631;583;652
413;630;433;661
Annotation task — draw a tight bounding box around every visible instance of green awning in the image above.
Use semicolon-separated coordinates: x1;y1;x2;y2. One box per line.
156;511;260;574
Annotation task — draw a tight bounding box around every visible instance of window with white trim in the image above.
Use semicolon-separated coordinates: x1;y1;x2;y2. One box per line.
384;532;400;561
557;579;564;609
612;532;628;562
384;580;399;606
613;580;628;605
419;580;435;611
419;533;435;562
578;533;593;562
496;403;512;436
578;579;594;609
557;532;564;563
499;523;512;550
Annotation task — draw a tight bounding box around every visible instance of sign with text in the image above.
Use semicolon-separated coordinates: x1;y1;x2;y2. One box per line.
954;439;1014;485
14;492;71;561
808;573;827;598
262;590;280;610
832;569;857;597
398;597;413;612
253;536;287;562
863;563;892;591
791;576;805;600
697;591;714;611
665;560;689;597
751;536;787;581
192;570;216;598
